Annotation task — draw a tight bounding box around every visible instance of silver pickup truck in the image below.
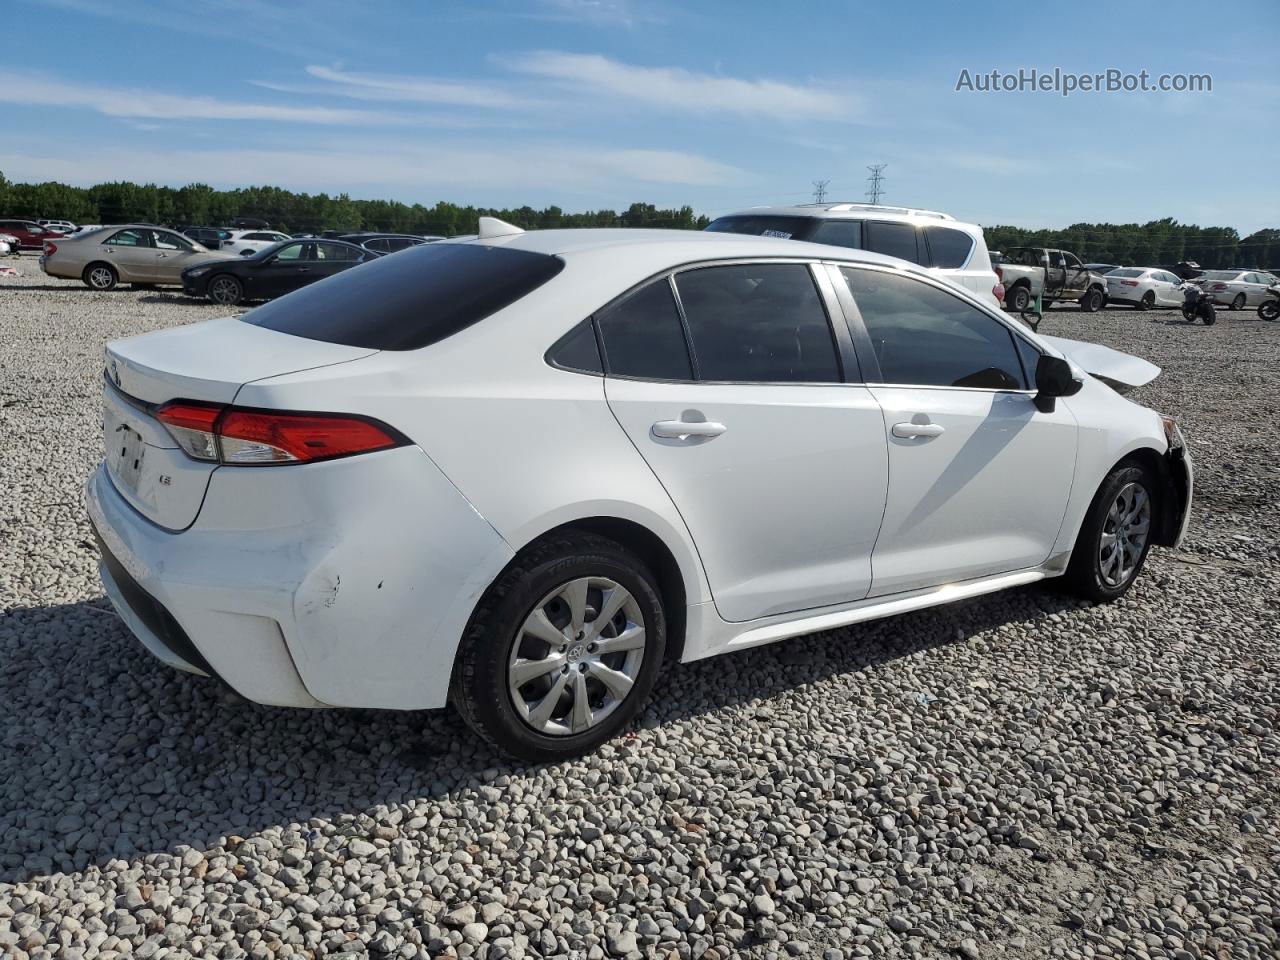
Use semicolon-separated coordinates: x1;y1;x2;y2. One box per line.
995;247;1108;313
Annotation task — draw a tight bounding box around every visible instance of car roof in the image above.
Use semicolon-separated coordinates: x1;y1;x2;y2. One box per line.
715;202;962;224
458;227;920;273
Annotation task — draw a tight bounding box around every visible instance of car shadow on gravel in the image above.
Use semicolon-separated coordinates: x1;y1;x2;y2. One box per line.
0;584;1081;884
137;294;219;307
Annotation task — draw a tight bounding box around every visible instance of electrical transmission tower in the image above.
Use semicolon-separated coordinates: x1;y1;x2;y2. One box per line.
811;179;830;204
865;164;886;204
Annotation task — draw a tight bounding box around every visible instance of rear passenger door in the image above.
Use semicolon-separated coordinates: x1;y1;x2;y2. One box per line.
601;261;889;623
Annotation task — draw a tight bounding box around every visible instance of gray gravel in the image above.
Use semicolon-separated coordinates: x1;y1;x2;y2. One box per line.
2;256;1278;959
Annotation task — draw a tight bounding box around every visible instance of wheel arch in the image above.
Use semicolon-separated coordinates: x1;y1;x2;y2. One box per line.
1112;447;1188;548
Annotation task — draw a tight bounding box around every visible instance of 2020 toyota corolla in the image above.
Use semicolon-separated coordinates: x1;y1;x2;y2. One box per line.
88;221;1192;761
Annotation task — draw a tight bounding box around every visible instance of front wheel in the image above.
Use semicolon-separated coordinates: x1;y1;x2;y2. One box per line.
1079;288;1103;312
452;533;666;762
1062;464;1156;601
206;274;244;306
1258;299;1280;322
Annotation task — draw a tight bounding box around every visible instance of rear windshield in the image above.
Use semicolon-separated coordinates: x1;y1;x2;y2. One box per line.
1108;268;1144;278
1197;270;1242;281
241;242;565;350
705;215;816;241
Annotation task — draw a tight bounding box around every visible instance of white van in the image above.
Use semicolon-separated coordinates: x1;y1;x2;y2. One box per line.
707;203;1003;309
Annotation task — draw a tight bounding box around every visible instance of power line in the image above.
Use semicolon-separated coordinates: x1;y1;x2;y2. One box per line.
865;164;886;204
811;180;830;204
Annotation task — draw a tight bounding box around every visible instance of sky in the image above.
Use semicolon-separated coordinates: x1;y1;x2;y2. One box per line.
4;0;1277;233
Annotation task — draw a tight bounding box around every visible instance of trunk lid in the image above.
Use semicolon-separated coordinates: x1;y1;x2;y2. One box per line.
102;317;377;529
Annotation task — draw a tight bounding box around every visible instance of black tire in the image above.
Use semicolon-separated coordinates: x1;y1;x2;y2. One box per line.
1230;293;1245;311
1079;288;1103;312
82;262;117;291
452;533;666;762
1134;290;1155;311
206;274;244;306
1258;300;1279;322
1006;285;1030;312
1203;309;1216;326
1061;463;1157;602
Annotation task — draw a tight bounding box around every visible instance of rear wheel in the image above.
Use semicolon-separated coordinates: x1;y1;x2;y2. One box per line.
1135;290;1155;311
1062;464;1156;601
452;533;666;762
206;274;244;306
1230;293;1245;310
1079;288;1103;312
83;262;117;291
1006;285;1030;312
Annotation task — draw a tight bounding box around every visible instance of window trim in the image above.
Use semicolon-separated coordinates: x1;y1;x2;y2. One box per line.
831;260;1040;395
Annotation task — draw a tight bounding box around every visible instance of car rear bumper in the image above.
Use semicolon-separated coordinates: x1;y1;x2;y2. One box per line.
86;445;514;710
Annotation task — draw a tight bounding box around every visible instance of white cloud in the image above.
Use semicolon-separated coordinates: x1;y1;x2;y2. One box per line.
530;0;660;27
0;72;407;125
291;65;544;110
503;51;861;120
0;143;748;192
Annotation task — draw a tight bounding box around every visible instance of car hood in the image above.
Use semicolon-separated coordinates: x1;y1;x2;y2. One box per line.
1039;335;1160;392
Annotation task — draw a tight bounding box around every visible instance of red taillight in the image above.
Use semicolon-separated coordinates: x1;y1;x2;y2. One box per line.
1211;283;1227;291
43;241;58;256
155;401;402;465
1120;280;1139;287
992;282;1005;301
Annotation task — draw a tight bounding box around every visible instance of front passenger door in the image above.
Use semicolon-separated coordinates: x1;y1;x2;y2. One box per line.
837;265;1078;596
100;228;157;281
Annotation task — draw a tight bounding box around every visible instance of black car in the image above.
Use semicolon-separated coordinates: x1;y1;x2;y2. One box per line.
334;232;442;255
181;226;231;250
181;238;378;306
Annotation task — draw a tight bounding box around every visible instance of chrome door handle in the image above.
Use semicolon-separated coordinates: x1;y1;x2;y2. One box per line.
891;422;945;439
652;419;727;440
156;253;168;259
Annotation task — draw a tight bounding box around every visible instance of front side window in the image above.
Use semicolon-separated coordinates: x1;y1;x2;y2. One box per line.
864;221;924;265
152;231;193;251
105;229;148;247
923;226;975;269
674;263;840;383
808;219;862;249
315;242;362;261
270;242;307;261
596;279;693;381
841;267;1026;390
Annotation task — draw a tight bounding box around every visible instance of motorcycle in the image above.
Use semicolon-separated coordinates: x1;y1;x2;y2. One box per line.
1258;283;1280;322
1181;282;1216;325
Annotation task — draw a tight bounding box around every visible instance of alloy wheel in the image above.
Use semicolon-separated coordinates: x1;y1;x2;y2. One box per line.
209;277;240;305
507;576;646;736
1098;482;1150;587
88;267;114;289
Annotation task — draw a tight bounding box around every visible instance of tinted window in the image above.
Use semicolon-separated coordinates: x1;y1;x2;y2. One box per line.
675;263;840;383
808;220;862;249
547;319;603;375
864;221;923;264
841;267;1026;390
270;242;306;261
363;239;389;253
705;215;813;240
923;226;974;269
105;229;148;247
1013;335;1041;386
243;243;565;350
1109;268;1144;278
152;231;192;251
596;279;693;381
315;242;362;261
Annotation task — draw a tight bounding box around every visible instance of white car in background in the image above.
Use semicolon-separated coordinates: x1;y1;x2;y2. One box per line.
38;219;78;233
88;221;1192;761
706;202;1005;309
1105;268;1186;309
222;229;292;256
1193;270;1276;310
0;232;17;255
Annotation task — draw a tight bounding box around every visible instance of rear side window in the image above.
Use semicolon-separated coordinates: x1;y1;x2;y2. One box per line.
242;243;565;350
675;264;840;383
841;267;1026;390
923;226;974;269
808;220;862;249
596;279;693;381
546;319;603;375
864;221;924;265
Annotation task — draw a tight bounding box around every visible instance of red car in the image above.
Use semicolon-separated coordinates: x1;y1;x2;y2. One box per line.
0;219;66;250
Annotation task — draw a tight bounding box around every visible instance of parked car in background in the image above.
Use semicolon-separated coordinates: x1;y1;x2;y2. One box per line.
1193;270;1276;310
89;222;1191;761
68;224;105;236
182;238;377;305
182;226;231;250
334;232;443;255
0;232;17;255
221;229;292;256
995;247;1109;313
1104;268;1186;309
37;219;78;233
706;203;1004;309
0;219;67;250
41;225;234;290
1085;263;1120;275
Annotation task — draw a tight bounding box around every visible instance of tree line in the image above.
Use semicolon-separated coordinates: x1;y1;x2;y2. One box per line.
2;172;1275;267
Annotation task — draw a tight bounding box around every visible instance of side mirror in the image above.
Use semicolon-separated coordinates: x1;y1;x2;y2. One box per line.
1034;354;1082;413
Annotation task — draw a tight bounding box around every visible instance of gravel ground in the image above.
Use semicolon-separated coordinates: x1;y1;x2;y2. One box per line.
2;255;1278;960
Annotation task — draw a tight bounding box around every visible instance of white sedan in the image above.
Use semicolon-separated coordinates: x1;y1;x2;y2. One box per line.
1104;267;1186;309
221;229;292;256
88;221;1193;760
